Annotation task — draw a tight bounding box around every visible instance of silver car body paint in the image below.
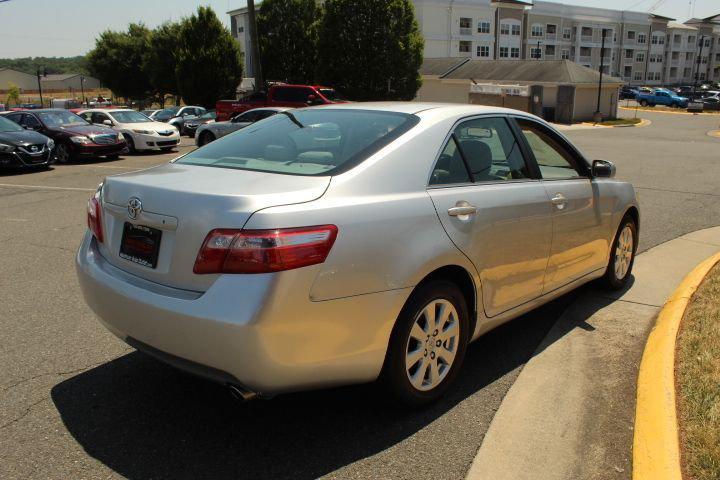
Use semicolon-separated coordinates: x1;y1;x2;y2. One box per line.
76;103;639;395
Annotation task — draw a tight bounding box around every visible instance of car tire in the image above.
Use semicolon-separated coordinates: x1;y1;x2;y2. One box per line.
639;100;648;107
600;215;638;291
124;135;136;154
106;154;120;160
380;280;470;407
198;131;215;147
54;143;72;164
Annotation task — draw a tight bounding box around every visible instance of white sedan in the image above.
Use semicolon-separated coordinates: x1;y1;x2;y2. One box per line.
78;109;180;153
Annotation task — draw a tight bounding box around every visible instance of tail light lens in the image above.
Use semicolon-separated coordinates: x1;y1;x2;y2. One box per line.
87;196;104;243
194;225;338;274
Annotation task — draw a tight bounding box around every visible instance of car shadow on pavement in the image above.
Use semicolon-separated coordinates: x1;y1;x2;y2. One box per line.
51;291;579;480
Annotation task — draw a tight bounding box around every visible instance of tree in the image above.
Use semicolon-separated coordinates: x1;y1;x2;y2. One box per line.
86;24;152;101
175;6;243;108
257;0;318;84
144;22;182;105
317;0;424;101
5;82;20;106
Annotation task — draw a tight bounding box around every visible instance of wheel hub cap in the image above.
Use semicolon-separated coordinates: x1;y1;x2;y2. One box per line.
405;299;460;392
614;225;634;280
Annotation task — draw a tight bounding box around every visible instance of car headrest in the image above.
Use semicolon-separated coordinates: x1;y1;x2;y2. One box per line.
459;140;493;178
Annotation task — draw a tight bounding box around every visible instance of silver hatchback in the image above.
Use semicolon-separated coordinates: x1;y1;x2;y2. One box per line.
76;103;639;405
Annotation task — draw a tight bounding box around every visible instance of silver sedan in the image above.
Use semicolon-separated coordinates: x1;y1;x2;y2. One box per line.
195;107;292;147
76;103;639;406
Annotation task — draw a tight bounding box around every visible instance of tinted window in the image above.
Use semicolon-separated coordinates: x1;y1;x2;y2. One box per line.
23;114;41;129
0;116;22;132
5;114;23;126
318;89;346;101
91;112;110;125
177;109;418;176
431;117;530;186
273;87;314;103
516;118;584;179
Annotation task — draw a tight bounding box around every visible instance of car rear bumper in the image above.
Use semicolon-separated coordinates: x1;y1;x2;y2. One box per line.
76;233;409;394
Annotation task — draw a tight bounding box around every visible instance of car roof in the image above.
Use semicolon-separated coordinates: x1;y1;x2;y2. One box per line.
244;107;293;113
309;101;532;117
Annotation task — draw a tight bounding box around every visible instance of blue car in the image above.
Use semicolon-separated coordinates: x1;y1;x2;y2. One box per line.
636;88;688;108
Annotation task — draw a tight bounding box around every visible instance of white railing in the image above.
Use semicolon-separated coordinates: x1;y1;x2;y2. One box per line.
580;35;593;43
459;27;472;36
546;33;557;41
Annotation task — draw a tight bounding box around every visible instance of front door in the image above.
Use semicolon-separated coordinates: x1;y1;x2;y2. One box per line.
428;116;553;318
514;117;610;294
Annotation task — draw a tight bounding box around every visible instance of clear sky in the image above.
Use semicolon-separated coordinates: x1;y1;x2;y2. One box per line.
0;0;718;58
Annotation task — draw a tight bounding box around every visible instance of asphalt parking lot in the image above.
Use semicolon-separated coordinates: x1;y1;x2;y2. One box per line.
1;110;720;480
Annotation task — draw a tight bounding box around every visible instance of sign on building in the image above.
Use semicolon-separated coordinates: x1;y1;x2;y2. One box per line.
470;83;531;97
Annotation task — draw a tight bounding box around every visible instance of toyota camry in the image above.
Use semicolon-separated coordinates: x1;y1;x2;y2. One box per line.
76;103;639;406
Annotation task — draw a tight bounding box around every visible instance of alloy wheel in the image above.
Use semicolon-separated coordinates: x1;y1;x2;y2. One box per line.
55;144;69;163
614;225;634;280
405;299;460;392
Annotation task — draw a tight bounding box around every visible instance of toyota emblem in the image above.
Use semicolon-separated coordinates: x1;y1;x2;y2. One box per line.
127;197;142;220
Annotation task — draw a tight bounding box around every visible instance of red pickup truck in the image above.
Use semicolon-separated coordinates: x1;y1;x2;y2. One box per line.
216;84;346;121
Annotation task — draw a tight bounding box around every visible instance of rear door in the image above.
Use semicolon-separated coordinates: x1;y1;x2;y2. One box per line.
427;115;554;318
513;117;609;294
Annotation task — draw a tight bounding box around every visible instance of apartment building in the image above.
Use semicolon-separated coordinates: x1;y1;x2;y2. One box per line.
412;0;720;86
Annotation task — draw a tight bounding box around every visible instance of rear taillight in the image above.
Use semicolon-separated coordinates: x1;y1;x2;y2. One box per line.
194;225;338;274
87;196;104;243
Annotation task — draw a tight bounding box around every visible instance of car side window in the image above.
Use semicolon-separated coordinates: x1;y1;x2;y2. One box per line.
430;117;531;186
79;112;92;123
516;118;585;180
236;111;259;123
91;113;108;125
24;115;41;129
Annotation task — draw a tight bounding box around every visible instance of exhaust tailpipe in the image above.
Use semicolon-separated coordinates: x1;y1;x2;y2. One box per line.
227;384;258;402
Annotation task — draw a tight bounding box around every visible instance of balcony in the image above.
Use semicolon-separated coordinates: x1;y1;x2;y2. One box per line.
579;55;591;63
546;33;557;41
580;35;593;43
459;27;472;36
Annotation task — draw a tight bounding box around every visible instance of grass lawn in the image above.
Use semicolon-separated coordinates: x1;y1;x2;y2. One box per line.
677;263;720;480
598;118;643;126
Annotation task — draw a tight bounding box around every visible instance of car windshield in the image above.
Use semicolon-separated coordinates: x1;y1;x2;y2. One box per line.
198;111;216;120
177;109;419;176
155;107;179;121
110;111;151;123
0;116;23;132
318;89;346;101
37;111;88;127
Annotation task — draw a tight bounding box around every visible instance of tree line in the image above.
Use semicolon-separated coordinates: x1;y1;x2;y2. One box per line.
258;0;424;101
84;0;424;108
87;6;242;108
0;56;88;76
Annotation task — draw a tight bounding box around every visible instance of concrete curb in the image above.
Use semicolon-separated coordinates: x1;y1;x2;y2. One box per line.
632;251;720;480
581;119;651;129
708;129;720;138
619;106;720;116
465;226;720;480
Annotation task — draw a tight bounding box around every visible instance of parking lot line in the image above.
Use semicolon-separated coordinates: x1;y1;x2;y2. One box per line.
0;183;95;192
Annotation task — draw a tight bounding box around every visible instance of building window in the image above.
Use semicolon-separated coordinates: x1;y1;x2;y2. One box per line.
683;67;692;77
624;66;632;77
238;25;244;34
704;38;711;47
530;48;542;59
651;35;659;45
547;24;557;36
625;49;633;59
500;23;510;35
716;53;720;62
561;49;570;60
512;24;521;36
459;41;471;53
511;47;520;58
636;52;645;63
460;17;472;35
499;47;509;58
702;56;708;64
674;34;682;44
531;25;544;37
670;67;678;78
545;45;556;56
637;33;647;44
563;28;572;40
686;52;694;61
477;20;491;34
627;30;635;40
633;71;644;81
700;72;706;80
688;35;696;45
581;26;593;37
477;45;490;57
659;35;665;45
650;54;663;63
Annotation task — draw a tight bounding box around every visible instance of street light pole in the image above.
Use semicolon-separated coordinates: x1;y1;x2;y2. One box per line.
596;28;608;117
80;75;86;107
36;67;44;108
246;0;263;93
692;35;706;100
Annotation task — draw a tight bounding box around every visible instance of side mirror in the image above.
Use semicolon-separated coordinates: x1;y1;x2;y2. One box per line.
592;159;616;178
102;120;113;126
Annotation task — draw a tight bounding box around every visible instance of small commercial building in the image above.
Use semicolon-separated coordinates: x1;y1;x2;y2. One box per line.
416;58;624;123
40;74;102;92
0;68;37;92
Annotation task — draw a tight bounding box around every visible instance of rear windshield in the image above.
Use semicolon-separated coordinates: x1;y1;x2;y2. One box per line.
176;109;419;176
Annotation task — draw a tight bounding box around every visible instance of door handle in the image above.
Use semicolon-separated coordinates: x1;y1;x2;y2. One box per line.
448;201;478;217
551;193;567;208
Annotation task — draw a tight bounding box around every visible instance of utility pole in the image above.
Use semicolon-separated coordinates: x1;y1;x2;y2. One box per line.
246;0;263;93
596;28;608;118
692;35;705;100
36;67;44;108
80;75;86;107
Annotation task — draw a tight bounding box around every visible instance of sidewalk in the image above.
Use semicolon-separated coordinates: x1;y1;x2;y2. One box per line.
466;226;720;480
